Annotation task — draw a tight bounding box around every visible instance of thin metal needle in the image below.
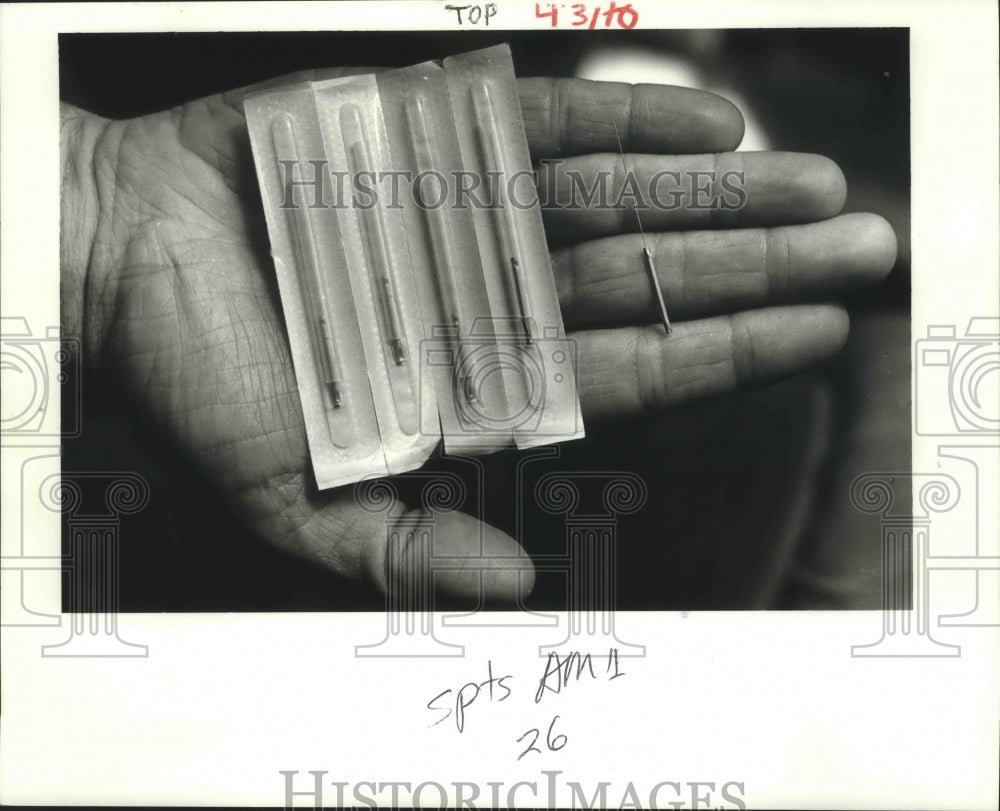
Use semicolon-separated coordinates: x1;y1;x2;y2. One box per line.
342;107;408;366
472;83;534;345
405;96;475;402
612;121;672;335
272;114;345;409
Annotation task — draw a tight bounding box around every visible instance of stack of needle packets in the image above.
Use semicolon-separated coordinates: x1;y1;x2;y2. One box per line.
245;45;584;489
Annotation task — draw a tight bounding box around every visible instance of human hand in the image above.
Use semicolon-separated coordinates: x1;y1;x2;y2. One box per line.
60;71;896;604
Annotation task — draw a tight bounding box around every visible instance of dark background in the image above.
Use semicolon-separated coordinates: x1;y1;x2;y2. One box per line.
60;29;910;612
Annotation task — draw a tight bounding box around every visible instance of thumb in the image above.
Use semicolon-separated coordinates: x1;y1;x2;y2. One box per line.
282;478;534;606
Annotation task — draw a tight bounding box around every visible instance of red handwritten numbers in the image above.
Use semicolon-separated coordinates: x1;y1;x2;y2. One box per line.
534;2;639;29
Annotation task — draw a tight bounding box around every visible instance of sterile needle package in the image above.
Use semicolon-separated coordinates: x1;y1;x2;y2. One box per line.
376;60;513;454
312;76;440;475
443;45;584;450
244;83;388;489
244;44;584;490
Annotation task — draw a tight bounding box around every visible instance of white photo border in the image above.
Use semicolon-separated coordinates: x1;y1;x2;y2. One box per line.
1;2;997;808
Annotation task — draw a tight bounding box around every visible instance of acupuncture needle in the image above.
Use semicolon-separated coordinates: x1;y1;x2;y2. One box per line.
341;105;408;366
611;121;672;335
271;113;346;410
471;82;534;345
404;96;476;402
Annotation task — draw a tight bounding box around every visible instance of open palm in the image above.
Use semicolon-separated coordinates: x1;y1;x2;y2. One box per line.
60;70;896;603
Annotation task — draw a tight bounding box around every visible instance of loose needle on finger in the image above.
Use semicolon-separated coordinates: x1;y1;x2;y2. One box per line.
612;121;672;335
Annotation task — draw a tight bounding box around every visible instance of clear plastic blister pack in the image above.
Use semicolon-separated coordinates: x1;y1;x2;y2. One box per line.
245;83;387;488
312;76;438;475
443;46;584;450
375;59;511;455
245;45;584;490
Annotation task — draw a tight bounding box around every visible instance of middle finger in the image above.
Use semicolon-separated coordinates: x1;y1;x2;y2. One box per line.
538;151;847;238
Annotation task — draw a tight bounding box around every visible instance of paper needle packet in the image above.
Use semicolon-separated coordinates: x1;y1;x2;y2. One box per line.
245;45;584;490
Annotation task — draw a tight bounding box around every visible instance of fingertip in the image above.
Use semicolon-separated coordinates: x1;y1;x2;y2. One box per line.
779;303;850;357
814;303;851;353
635;84;746;153
778;213;899;297
473;513;536;603
734;305;850;383
796;303;851;362
703;92;746;152
749;152;847;223
814;154;848;219
844;212;899;280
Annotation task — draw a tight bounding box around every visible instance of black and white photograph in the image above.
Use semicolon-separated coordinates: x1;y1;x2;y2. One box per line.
1;2;997;809
57;27;908;613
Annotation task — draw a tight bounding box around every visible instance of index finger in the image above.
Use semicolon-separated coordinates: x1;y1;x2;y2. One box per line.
518;77;746;159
